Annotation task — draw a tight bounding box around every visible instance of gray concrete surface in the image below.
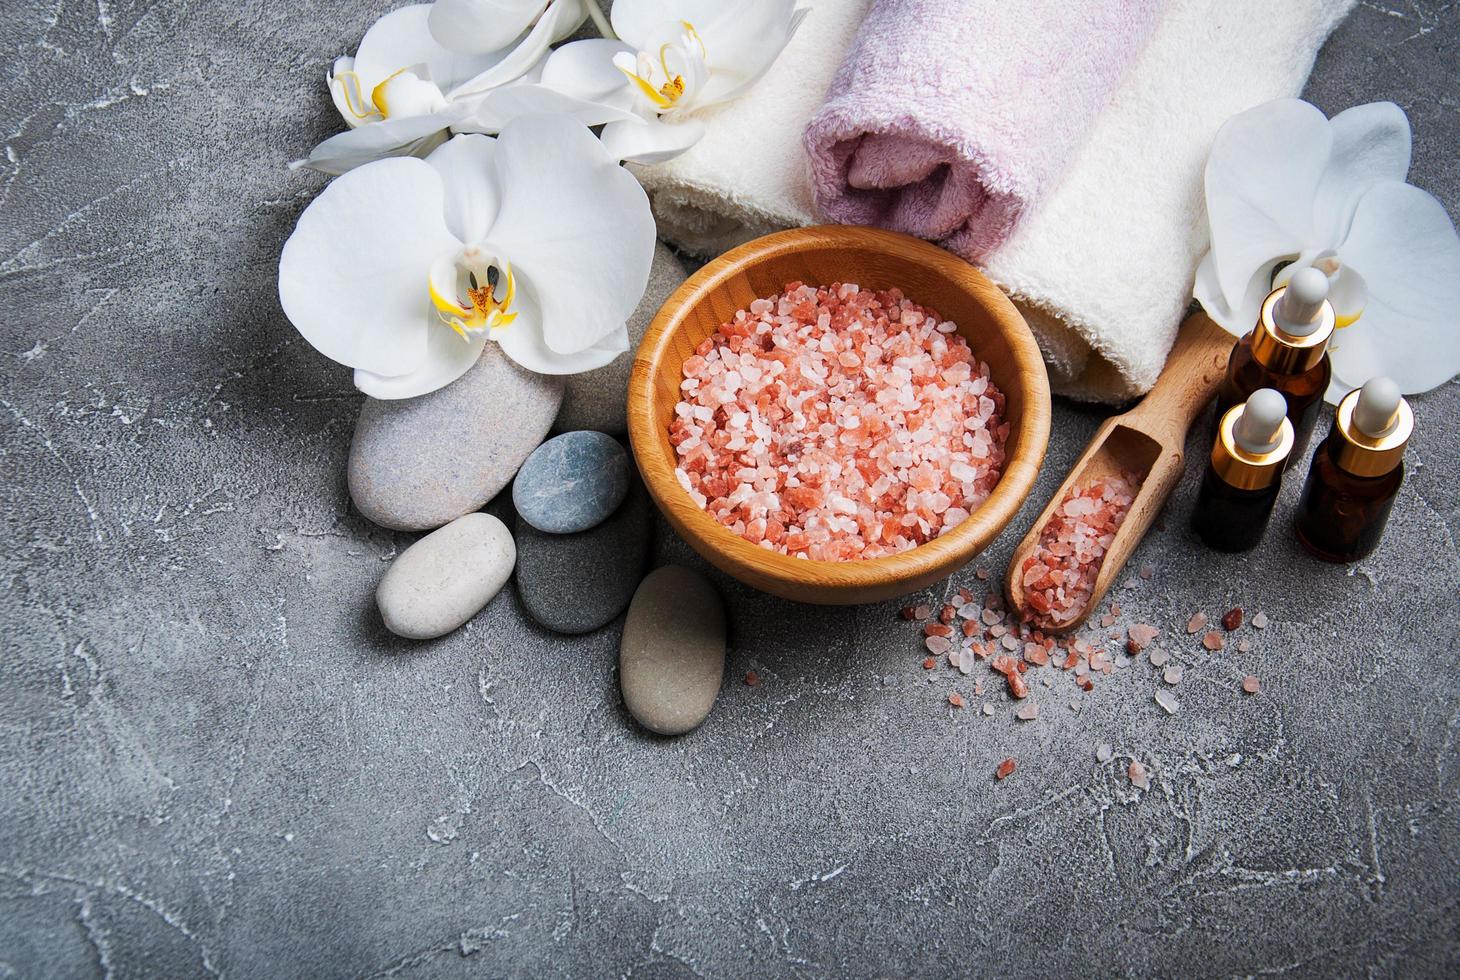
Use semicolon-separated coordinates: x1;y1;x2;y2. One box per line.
2;1;1457;976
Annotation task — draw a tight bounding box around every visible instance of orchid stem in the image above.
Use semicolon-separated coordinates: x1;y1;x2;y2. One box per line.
585;1;616;39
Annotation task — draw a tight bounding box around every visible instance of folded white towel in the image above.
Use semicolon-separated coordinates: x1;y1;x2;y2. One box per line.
633;0;1356;402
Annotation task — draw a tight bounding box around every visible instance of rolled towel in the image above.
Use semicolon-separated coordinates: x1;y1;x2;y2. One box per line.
633;0;1355;402
804;0;1166;259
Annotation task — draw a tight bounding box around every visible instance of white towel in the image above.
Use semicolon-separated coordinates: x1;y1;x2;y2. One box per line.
632;0;1356;402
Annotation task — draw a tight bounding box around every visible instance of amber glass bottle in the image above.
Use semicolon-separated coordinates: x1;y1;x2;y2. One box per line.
1295;379;1411;563
1192;389;1293;553
1215;268;1334;464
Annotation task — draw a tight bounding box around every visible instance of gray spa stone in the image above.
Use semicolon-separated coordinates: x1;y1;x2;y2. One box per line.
515;475;652;635
376;513;515;640
619;565;727;736
349;346;563;531
512;431;630;534
555;241;688;434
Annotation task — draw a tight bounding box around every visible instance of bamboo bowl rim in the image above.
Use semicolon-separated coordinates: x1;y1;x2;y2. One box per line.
627;225;1051;604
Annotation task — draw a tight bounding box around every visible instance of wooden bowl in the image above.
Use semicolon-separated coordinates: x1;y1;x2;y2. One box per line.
627;226;1051;605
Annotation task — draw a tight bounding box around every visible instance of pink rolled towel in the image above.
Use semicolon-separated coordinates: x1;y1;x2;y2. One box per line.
805;0;1166;259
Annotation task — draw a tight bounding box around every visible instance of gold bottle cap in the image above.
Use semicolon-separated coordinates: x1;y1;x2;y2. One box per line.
1333;378;1412;477
1251;270;1335;375
1211;391;1294;491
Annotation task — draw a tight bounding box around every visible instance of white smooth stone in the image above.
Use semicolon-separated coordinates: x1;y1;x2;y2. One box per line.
377;513;516;640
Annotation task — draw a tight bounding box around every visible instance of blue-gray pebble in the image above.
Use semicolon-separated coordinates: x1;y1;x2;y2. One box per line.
513;431;630;534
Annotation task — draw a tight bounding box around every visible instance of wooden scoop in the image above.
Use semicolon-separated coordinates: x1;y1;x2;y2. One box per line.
1004;312;1234;631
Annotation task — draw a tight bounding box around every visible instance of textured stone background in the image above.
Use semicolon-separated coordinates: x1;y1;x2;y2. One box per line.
2;1;1457;977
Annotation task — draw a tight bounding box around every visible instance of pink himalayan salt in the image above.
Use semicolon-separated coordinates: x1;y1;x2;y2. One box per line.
1019;473;1140;630
669;282;1007;561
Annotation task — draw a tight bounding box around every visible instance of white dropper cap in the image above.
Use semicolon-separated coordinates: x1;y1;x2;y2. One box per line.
1274;267;1330;337
1352;376;1402;438
1233;388;1288;454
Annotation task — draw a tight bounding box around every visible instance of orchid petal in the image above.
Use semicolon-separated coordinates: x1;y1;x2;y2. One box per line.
610;0;727;46
328;57;372;129
1194;249;1279;338
293;110;463;176
484;114;654;354
354;316;488;399
1204;98;1331;309
1313;102;1412;246
540;38;637;107
446;0;588;100
279;158;455;378
425;134;500;244
600;115;706;165
695;2;807;106
353;4;504;93
455;80;642;133
428;0;547;56
1328;181;1460;394
496;285;630;374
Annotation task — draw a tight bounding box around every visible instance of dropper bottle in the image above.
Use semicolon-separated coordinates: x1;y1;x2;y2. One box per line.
1295;377;1412;562
1215;266;1335;463
1192;388;1294;552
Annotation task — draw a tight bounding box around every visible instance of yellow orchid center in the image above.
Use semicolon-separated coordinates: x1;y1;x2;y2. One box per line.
615;21;707;112
429;249;518;341
332;70;383;124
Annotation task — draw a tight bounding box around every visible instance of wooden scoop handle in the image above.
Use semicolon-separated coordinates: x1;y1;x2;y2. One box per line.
1119;311;1235;443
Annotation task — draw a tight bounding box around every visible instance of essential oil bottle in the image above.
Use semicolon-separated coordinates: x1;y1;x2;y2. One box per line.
1192;388;1294;552
1215;266;1334;463
1295;377;1412;562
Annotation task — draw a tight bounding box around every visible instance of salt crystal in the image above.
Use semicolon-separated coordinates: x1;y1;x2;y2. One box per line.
1016;703;1040;721
1227;753;1242;767
1202;630;1225;652
995;758;1016;780
1127;623;1159;652
1149;648;1169;668
1238;638;1252;653
1187;611;1207;633
1154;689;1179;714
1139;564;1154;580
1221;607;1243;631
948;692;966;708
1129;761;1150;789
1163;666;1183;685
1242;675;1261;694
1252;611;1269;629
925;636;951;655
1096;744;1114;763
982;704;995;717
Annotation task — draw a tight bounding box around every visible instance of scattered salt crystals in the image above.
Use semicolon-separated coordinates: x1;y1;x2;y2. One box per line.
1019;472;1139;630
1162;666;1183;685
948;692;966;708
1186;611;1208;633
1096;744;1114;763
1202;630;1225;652
1242;675;1261;694
1128;761;1150;789
981;608;1002;626
995;758;1017;780
982;704;995;717
1154;689;1180;714
1221;607;1243;631
1127;623;1159;653
1016;702;1040;721
1149;648;1169;668
925;635;952;655
670;282;1008;560
1252;611;1269;629
1237;638;1252;653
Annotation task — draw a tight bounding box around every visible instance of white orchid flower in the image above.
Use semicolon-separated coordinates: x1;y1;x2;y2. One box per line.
297;2;587;175
279;115;656;398
1195;98;1460;399
538;0;810;165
